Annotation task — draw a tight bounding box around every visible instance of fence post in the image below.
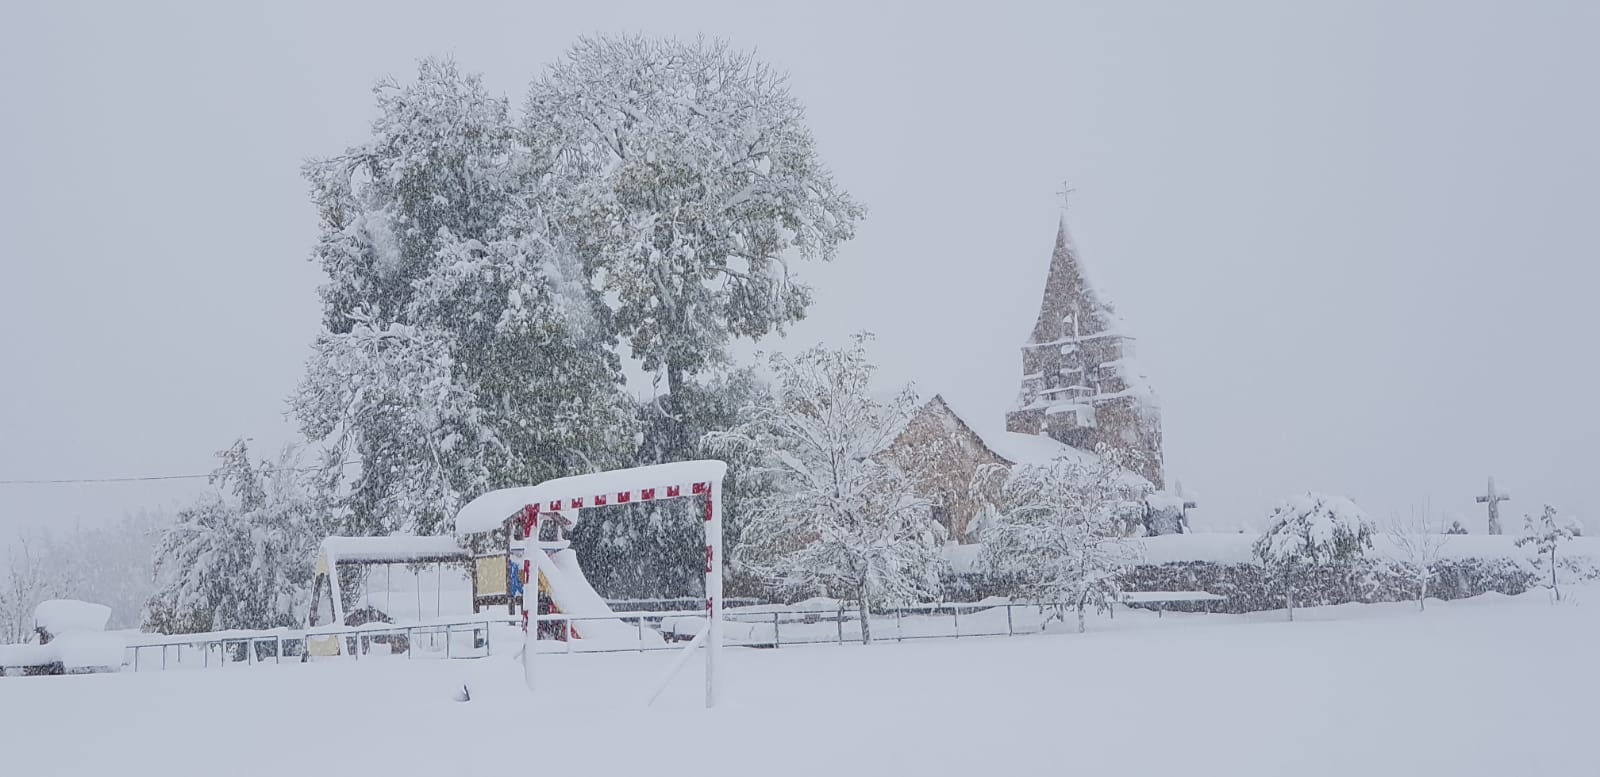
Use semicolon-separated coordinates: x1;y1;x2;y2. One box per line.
952;605;960;638
445;625;452;659
772;611;781;649
837;604;844;645
133;646;139;673
162;645;168;671
895;607;903;642
637;617;645;653
1007;604;1014;637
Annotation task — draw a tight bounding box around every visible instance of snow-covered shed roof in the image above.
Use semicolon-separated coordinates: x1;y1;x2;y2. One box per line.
454;459;729;535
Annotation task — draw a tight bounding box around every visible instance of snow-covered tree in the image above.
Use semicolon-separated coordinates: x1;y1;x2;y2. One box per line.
706;336;944;643
305;58;529;330
527;34;864;449
296;58;631;535
1516;505;1582;602
980;447;1149;633
1386;506;1449;611
293;322;499;536
569;368;771;598
1253;493;1375;621
146;440;329;633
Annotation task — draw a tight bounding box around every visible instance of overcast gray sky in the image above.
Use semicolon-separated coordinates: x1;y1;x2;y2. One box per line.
2;0;1596;537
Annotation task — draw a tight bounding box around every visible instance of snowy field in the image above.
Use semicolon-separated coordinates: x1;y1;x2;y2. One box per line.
5;590;1597;777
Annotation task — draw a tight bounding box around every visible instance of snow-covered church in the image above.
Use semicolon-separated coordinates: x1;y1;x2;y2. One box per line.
887;213;1189;542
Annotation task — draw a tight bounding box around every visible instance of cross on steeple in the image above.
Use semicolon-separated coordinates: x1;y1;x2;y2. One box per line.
1056;180;1075;212
1475;476;1511;535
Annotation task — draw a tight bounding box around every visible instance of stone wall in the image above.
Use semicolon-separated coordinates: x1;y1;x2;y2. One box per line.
885;396;1009;542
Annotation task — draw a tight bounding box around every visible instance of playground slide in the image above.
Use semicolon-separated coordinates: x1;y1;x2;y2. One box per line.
531;547;664;646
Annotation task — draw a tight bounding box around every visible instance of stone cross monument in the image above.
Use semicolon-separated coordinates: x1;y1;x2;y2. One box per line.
1475;477;1511;535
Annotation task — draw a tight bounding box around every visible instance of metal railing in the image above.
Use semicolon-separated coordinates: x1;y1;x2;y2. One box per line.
119;595;1224;671
122;615;517;671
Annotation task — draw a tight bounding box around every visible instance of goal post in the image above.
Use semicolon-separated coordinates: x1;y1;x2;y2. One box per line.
454;460;729;709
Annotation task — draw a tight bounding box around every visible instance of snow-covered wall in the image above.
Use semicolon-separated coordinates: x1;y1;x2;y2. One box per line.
949;533;1600;573
945;533;1600;613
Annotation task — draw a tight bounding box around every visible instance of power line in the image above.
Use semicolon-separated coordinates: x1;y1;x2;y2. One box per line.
0;460;362;486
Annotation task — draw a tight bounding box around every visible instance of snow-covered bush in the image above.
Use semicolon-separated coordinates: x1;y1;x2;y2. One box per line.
146;441;329;633
706;336;944;643
1253;493;1376;621
1516;505;1582;601
980;447;1149;633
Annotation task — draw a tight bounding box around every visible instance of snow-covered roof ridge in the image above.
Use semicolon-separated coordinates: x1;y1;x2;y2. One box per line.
454;459;729;535
930;393;1154;490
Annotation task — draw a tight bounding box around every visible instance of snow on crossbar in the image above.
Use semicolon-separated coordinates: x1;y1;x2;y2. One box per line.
454;461;727;534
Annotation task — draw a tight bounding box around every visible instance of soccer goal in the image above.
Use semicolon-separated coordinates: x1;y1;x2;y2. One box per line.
454;459;728;708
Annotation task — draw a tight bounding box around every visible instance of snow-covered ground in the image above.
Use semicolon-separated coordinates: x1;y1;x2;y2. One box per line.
5;589;1597;777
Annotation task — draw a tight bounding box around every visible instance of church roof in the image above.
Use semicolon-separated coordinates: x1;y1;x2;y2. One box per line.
1028;214;1120;345
907;394;1154;490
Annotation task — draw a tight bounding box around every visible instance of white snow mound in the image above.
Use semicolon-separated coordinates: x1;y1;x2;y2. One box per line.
35;599;112;635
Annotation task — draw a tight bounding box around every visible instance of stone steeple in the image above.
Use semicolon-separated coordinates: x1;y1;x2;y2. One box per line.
1004;214;1165;487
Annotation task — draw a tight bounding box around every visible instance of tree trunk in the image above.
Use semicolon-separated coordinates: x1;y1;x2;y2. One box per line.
1076;603;1086;634
856;583;871;645
666;364;685;403
1418;575;1427;612
659;363;693;461
1550;549;1560;602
